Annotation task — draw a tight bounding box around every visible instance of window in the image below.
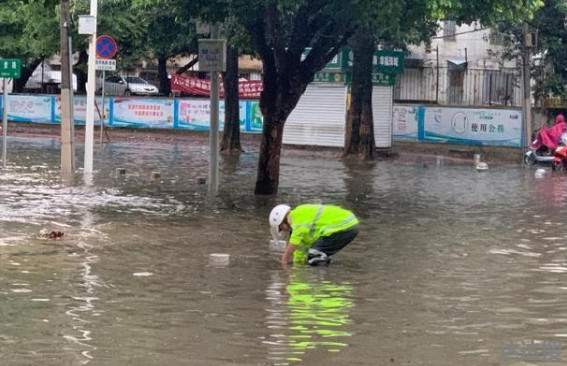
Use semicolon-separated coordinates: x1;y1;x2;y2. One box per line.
443;20;457;41
489;29;505;46
447;69;464;104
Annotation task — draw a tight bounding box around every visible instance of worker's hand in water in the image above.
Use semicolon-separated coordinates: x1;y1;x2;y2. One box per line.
280;243;295;268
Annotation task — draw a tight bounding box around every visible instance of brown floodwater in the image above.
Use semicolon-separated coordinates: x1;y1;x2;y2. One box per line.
1;136;566;365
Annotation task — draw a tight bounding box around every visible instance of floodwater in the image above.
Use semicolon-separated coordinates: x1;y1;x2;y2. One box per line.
1;136;567;365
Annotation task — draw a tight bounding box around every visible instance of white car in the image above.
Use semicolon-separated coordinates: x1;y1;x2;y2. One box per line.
98;76;159;96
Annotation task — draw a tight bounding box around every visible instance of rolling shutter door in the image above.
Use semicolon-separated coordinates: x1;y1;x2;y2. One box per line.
284;84;347;147
373;86;394;148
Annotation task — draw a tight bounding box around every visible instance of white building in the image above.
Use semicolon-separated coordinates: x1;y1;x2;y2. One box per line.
395;21;522;107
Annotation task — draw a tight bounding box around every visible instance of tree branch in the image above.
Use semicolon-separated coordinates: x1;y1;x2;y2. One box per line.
175;56;199;75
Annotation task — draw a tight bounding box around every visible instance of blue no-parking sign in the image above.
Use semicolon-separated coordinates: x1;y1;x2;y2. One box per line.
96;35;118;59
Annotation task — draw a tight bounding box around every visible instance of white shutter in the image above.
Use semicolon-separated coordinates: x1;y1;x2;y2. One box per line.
373;86;394;148
284;84;347;147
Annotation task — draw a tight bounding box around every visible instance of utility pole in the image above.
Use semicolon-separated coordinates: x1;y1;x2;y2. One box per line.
84;0;98;178
59;0;74;180
208;24;221;197
522;23;533;159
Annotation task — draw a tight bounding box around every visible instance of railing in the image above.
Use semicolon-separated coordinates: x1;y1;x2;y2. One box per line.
395;66;522;107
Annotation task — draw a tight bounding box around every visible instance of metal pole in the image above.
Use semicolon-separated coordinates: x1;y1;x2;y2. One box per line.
60;0;74;179
84;0;97;177
436;46;439;104
68;35;75;170
208;24;220;196
522;23;532;160
2;79;7;169
100;69;105;144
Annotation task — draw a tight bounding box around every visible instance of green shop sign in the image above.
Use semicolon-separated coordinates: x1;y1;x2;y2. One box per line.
0;58;21;79
341;49;405;74
313;71;346;83
345;72;396;86
374;50;404;74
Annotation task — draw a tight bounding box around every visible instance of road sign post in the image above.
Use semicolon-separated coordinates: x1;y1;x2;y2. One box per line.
0;58;21;169
95;37;117;147
199;34;226;197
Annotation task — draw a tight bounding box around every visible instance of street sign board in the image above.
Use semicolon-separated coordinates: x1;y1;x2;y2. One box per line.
0;59;21;79
345;71;396;86
78;15;96;35
341;49;405;75
95;58;116;71
375;50;405;74
96;35;118;59
198;39;226;72
313;71;346;83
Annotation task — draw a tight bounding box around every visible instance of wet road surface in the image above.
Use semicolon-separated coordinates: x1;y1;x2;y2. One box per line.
0;137;566;365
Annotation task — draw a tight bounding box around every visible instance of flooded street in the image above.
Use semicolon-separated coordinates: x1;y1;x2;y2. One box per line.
2;136;567;365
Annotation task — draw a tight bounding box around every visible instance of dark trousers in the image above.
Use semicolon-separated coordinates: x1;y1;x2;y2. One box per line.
311;226;359;257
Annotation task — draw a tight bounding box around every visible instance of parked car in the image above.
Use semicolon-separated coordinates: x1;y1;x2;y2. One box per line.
97;75;159;96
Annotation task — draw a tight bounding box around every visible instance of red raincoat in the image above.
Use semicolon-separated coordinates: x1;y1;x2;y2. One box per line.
532;114;567;150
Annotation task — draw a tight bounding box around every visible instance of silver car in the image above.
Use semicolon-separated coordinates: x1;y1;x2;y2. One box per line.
98;75;159;96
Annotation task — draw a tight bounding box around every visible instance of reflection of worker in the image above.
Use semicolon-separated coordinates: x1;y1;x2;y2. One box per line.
269;204;359;266
265;270;354;364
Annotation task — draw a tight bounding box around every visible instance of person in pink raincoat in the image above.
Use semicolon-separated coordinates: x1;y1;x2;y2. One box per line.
532;114;567;151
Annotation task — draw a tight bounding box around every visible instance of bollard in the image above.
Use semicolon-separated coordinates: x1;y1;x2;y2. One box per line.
474;154;481;165
115;168;126;177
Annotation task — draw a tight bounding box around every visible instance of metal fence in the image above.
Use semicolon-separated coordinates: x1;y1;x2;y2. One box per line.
394;66;522;107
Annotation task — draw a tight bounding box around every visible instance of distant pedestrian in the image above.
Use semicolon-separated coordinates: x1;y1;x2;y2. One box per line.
269;204;359;266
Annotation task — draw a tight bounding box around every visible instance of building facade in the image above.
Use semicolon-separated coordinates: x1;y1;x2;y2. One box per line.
395;22;522;108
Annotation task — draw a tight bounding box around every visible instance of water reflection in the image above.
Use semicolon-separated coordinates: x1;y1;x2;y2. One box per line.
265;269;353;365
63;209;104;364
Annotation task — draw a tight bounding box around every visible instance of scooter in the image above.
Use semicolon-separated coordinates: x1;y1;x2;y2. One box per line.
525;146;556;165
552;133;567;171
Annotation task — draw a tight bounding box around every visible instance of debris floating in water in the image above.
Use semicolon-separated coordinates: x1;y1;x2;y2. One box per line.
132;272;153;277
535;168;547;178
209;253;230;266
39;229;64;240
475;162;489;171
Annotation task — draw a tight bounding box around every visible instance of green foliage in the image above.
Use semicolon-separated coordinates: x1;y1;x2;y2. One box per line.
0;0;59;60
498;0;567;98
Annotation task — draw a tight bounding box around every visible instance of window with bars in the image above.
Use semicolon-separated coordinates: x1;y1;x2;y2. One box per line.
443;21;457;41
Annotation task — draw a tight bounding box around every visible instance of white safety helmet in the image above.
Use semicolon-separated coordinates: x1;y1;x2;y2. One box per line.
269;204;291;229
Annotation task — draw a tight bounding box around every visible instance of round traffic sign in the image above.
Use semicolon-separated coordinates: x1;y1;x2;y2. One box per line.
96;35;118;59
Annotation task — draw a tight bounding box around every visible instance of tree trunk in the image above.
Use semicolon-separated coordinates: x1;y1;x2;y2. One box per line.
13;58;42;93
75;50;88;95
158;55;171;96
254;76;306;195
221;46;242;154
255;114;285;195
344;30;376;159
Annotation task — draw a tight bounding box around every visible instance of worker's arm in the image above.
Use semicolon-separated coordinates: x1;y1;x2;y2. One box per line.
281;243;296;267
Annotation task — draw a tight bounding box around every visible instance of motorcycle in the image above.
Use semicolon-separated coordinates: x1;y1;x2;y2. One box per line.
552;133;567;171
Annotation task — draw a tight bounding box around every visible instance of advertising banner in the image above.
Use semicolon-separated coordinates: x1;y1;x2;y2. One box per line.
176;99;247;131
3;95;52;123
112;97;173;128
423;107;522;147
248;101;263;132
392;105;419;141
170;74;262;99
54;96;110;125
